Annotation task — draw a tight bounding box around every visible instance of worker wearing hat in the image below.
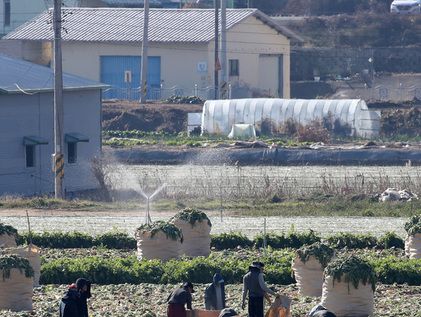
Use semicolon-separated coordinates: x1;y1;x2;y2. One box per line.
242;261;277;317
205;272;226;310
167;281;195;317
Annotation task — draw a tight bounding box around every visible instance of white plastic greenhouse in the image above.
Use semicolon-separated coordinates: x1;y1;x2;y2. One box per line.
201;99;380;138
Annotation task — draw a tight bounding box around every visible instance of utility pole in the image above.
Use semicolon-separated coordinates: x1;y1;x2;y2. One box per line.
220;0;227;99
214;0;219;99
140;0;149;104
53;0;64;199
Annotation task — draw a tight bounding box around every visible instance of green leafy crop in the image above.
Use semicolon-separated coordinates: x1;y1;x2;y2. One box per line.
137;221;183;242
404;215;421;235
296;242;334;268
171;208;212;227
0;254;34;281
325;255;376;292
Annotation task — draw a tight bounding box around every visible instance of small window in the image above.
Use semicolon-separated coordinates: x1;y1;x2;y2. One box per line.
229;59;239;76
4;0;10;27
68;142;77;164
25;145;35;168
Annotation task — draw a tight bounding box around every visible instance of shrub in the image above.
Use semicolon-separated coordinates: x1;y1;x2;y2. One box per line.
94;232;136;249
378;232;404;249
255;230;321;249
211;233;253;250
296;120;331;143
372;256;421;285
19;231;94;248
40;250;295;285
326;232;378;249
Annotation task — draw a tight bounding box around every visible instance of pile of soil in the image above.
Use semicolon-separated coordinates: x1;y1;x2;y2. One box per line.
102;101;203;133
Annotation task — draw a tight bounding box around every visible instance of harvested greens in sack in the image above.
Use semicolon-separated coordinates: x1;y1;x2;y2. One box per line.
404;215;421;259
0;254;34;312
292;243;334;297
170;208;212;257
5;244;41;286
0;223;18;248
135;221;183;261
321;255;375;317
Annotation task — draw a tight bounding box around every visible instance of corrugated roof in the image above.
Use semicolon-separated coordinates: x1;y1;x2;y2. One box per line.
0;55;107;94
3;8;291;43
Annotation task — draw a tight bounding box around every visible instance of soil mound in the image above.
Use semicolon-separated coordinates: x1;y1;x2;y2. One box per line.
102;101;202;133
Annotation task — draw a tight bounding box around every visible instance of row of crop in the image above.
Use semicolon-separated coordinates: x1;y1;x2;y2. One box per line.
39;251;421;286
17;231;137;249
18;230;405;250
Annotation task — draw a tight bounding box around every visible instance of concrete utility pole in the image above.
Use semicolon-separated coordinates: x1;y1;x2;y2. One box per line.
214;0;219;99
220;0;227;98
53;0;64;199
140;0;149;104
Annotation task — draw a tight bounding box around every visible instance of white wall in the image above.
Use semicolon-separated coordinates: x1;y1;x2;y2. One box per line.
0;89;101;196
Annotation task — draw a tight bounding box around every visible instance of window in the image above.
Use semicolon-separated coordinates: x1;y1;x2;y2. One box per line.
67;142;77;164
229;59;239;76
4;0;10;27
25;145;35;168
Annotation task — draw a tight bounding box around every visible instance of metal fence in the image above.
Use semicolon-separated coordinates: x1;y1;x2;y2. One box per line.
101;83;256;101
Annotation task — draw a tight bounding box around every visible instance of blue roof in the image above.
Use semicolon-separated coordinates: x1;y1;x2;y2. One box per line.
0;55;108;94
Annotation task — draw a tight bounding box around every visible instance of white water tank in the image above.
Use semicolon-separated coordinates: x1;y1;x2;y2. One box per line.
201;98;380;138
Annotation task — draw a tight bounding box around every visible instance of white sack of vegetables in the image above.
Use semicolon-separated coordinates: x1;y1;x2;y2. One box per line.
292;242;334;297
0;254;33;311
321;255;376;317
5;244;41;286
135;221;183;261
404;215;421;259
170;208;212;257
0;223;18;248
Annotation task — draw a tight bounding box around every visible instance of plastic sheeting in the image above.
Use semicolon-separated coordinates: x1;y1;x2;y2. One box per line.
136;230;181;261
292;256;324;297
405;234;421;259
321;275;374;317
171;219;211;257
0;269;33;311
228;124;256;139
202;99;380;138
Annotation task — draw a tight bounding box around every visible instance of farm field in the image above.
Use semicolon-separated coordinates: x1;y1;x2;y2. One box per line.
108;164;421;200
3;283;421;317
2;214;407;237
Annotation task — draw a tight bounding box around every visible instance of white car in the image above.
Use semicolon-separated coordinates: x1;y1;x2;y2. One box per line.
390;0;421;14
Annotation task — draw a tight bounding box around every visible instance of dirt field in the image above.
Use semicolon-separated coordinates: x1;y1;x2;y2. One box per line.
102;101;202;132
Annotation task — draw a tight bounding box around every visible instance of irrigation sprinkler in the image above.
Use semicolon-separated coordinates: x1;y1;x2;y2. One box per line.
139;183;166;225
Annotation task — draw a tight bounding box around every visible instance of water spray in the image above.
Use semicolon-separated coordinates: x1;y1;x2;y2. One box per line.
138;183;166;225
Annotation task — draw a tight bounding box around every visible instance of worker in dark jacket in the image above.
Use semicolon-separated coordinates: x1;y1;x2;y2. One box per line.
59;278;92;317
205;273;226;310
242;262;277;317
76;278;91;317
167;281;195;317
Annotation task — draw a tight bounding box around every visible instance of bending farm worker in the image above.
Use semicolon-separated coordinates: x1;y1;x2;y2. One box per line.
308;303;337;317
167;281;195;317
59;277;92;317
242;261;277;317
205;272;226;310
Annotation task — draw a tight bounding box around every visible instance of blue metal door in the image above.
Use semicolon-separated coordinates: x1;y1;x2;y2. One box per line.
100;56;161;100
